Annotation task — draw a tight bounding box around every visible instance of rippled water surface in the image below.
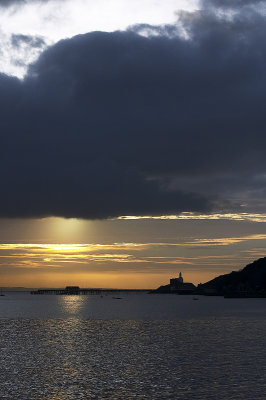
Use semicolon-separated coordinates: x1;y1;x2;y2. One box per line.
1;292;266;399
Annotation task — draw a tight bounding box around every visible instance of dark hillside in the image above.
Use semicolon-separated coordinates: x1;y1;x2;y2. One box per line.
198;257;266;297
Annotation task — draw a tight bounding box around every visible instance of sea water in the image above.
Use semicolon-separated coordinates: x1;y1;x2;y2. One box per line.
1;292;266;399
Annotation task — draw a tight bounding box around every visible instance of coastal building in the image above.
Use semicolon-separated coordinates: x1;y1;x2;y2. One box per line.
152;272;196;294
169;272;196;293
170;272;184;287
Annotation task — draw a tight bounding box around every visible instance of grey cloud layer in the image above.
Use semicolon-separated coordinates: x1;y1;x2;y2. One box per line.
1;5;266;218
200;0;265;8
0;0;24;5
0;0;56;7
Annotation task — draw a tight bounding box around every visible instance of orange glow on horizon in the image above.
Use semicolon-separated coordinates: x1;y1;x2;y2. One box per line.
0;270;224;289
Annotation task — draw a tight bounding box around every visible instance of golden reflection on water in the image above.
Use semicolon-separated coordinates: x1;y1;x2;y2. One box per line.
60;295;86;316
32;318;86;400
47;397;67;400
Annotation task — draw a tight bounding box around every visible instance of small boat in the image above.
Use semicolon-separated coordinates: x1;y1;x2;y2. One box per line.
112;297;122;300
193;296;199;300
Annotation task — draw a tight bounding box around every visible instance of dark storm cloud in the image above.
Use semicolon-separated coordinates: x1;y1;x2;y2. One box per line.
1;5;266;218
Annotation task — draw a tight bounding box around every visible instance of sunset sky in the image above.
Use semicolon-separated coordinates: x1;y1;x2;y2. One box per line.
1;0;266;288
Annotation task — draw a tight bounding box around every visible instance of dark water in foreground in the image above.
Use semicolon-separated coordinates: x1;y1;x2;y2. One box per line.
1;293;266;399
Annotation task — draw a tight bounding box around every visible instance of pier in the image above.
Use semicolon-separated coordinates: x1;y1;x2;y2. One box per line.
31;286;149;295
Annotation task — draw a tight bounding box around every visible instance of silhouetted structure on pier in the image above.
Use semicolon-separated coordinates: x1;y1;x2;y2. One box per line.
31;286;149;295
31;286;100;295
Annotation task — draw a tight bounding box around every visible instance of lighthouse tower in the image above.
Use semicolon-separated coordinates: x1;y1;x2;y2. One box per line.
170;271;184;288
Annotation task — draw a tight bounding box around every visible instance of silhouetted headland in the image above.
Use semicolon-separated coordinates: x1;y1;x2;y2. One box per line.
197;257;266;298
152;257;266;298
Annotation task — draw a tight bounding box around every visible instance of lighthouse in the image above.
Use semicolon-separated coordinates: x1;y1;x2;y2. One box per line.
157;272;196;294
170;272;184;288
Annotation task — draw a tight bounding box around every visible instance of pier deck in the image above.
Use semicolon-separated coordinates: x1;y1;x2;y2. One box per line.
31;286;149;295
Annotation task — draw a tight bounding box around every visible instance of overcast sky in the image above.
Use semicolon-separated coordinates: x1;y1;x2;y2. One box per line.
1;0;266;288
